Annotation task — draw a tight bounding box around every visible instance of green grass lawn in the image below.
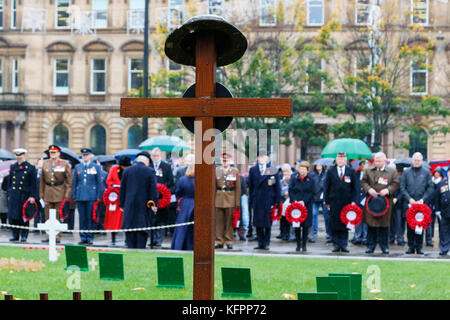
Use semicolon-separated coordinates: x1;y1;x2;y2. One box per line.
0;246;448;300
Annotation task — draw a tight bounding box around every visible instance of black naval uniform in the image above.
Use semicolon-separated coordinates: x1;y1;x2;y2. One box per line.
435;178;450;255
5;161;37;241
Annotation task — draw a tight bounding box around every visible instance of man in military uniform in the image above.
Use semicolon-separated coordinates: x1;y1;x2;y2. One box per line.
215;153;241;250
73;148;103;245
5;149;37;242
39;145;72;243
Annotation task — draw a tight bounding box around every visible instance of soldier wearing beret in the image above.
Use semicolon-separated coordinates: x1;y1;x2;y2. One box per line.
3;149;37;242
361;152;399;254
72;148;103;245
39;145;72;243
215;153;241;250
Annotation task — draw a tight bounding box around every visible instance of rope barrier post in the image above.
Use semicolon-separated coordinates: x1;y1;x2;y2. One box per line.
104;290;112;300
73;292;81;300
40;293;48;300
4;294;13;300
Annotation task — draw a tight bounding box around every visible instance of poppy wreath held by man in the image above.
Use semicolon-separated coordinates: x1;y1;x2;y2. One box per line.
59;198;71;221
270;202;283;222
22;199;38;221
340;204;363;228
92;200;101;223
156;183;172;209
406;203;432;232
285;202;308;224
103;186;120;212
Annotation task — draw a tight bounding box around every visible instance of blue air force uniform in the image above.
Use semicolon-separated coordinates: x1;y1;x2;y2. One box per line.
72;151;103;244
5;160;37;241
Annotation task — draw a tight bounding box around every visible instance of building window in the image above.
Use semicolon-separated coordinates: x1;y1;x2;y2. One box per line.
128;58;144;92
353;55;371;92
411;0;428;26
12;59;18;93
410;58;428;95
0;59;2;93
53;124;69;148
53;58;69;95
168;0;184;29
56;0;70;28
91;58;106;94
355;0;371;25
305;56;323;93
0;1;4;29
127;125;143;149
10;0;16;29
208;0;223;15
260;0;277;26
93;0;108;29
307;0;324;26
90;125;106;155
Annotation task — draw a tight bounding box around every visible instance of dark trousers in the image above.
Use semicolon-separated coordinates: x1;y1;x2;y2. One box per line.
256;227;271;248
0;212;7;227
150;208;168;246
279;216;291;240
125;231;148;249
425;214;436;244
367;226;389;251
11;218;29;240
407;226;424;251
438;218;450;254
331;230;348;250
167;204;177;236
77;201;95;243
294;226;308;249
391;208;406;243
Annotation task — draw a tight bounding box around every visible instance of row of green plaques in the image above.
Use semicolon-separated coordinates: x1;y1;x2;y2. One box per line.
298;273;362;300
63;245;252;296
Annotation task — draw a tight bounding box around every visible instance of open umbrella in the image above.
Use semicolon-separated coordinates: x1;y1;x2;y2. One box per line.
312;158;335;167
321;138;372;160
138;135;190;153
394;158;412;168
44;147;81;167
92;155;116;164
0;160;16;178
0;149;15;160
429;159;450;174
114;149;142;162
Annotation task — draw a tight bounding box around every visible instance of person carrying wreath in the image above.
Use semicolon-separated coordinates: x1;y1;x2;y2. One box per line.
361;152;399;254
288;161;315;252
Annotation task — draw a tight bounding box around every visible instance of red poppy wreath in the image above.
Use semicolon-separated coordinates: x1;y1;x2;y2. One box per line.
157;183;172;209
285;202;308;224
406;203;432;231
340;204;363;228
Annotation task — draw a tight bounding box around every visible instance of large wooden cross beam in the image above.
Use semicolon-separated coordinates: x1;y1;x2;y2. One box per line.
121;16;292;300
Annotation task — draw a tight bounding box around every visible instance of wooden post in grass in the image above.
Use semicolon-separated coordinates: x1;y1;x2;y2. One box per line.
104;290;112;300
40;293;48;300
4;294;13;300
73;292;81;300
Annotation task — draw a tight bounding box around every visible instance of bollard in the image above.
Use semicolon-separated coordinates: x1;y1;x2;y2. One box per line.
73;292;81;300
40;293;48;300
4;294;13;300
104;290;112;300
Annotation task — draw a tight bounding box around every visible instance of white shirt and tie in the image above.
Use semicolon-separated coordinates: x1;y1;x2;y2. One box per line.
338;166;345;179
259;164;266;175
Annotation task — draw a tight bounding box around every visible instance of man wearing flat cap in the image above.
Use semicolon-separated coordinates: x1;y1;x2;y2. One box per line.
361;152;399;254
325;152;359;253
215;153;241;250
72;148;103;245
40;145;72;243
3;149;37;242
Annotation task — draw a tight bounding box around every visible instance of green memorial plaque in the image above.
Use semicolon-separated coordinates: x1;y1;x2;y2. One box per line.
329;273;362;300
221;267;252;297
157;256;185;288
316;276;351;300
99;252;124;281
297;292;338;300
64;244;88;271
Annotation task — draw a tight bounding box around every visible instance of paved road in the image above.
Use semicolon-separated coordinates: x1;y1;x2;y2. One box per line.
0;218;448;261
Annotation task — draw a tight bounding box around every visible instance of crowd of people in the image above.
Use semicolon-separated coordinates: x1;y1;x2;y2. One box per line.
0;145;449;256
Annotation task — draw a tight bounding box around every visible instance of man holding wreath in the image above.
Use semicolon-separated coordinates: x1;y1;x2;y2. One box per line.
361;152;399;254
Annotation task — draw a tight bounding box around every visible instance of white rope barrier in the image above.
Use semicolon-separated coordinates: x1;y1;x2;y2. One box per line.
0;221;194;233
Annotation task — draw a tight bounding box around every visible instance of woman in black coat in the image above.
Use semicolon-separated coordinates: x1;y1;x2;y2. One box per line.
288;161;315;252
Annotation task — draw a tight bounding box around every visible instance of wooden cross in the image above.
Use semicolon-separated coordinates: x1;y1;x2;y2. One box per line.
121;18;292;300
37;208;68;262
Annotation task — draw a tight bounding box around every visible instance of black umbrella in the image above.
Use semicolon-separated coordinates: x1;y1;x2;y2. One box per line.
0;149;15;160
394;158;413;167
44;147;81;167
92;155;116;164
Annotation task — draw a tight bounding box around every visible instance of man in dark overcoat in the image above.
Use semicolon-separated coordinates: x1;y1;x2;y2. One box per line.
120;155;159;249
361;152;399;254
149;147;175;248
5;148;37;242
400;152;434;254
434;176;450;256
248;149;281;250
324;152;359;253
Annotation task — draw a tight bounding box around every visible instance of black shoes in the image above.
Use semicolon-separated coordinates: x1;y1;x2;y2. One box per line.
416;248;424;255
215;244;223;249
406;248;415;254
226;244;233;250
341;248;350;253
381;249;389;255
9;237;19;242
20;237;27;243
331;247;340;253
439;251;448;256
41;238;49;243
365;249;374;254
